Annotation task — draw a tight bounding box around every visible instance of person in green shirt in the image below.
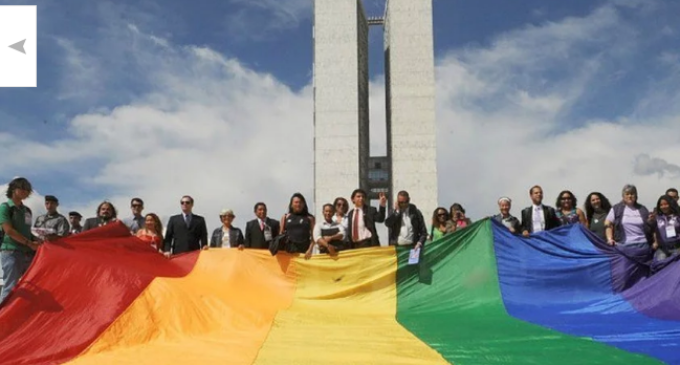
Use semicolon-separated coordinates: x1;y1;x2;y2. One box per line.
429;207;455;242
0;177;42;303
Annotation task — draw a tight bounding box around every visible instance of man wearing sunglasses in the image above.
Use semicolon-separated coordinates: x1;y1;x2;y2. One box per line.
122;197;145;234
163;195;208;257
385;190;427;250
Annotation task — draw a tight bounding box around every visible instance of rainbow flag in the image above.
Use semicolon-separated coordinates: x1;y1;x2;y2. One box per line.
1;220;679;364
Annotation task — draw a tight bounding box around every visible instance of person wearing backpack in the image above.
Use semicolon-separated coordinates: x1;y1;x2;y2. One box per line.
0;177;42;303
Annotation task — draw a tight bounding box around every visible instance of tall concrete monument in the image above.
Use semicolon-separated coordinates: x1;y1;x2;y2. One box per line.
313;0;437;217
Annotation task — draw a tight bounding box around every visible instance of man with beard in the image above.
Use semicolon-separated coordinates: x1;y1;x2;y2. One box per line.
82;201;118;231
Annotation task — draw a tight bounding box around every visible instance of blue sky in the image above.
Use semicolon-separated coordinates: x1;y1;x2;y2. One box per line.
1;0;680;232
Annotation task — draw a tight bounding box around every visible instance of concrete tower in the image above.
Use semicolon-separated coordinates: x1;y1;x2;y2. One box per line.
384;0;438;215
312;0;370;217
313;0;437;220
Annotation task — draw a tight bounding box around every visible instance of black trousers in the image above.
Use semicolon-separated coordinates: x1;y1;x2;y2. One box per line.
352;239;374;249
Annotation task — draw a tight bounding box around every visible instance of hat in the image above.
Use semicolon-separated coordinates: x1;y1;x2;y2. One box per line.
219;209;235;217
68;211;82;218
45;195;58;203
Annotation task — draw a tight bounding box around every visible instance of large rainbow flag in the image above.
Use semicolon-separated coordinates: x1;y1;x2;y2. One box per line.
1;219;679;364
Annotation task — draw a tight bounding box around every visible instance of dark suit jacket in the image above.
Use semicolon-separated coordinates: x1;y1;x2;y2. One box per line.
347;205;386;246
163;213;208;254
520;205;560;234
210;226;244;248
82;217;118;232
384;204;428;245
244;218;280;249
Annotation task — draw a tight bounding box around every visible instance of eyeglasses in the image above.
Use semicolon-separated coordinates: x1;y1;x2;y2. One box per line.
336;203;346;207
181;201;192;205
560;197;571;200
131;204;142;208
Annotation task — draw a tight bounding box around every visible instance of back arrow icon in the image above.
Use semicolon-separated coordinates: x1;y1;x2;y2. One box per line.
8;39;26;54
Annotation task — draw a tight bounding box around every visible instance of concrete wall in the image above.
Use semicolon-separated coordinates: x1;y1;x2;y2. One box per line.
313;0;369;216
357;1;371;197
384;0;438;216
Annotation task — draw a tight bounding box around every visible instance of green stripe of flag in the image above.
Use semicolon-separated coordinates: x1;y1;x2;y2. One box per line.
395;220;662;365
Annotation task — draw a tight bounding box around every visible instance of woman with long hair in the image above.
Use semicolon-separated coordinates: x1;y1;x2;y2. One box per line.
136;213;164;252
554;190;587;226
449;203;472;229
584;192;612;241
332;197;349;227
429;207;455;241
651;194;680;272
280;193;316;259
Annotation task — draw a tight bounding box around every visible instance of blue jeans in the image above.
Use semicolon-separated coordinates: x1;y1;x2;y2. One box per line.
0;250;34;303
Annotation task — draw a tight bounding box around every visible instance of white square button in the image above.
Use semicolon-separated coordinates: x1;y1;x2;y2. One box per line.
0;5;37;87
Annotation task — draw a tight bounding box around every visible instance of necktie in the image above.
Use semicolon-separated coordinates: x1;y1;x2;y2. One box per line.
352;209;361;242
184;214;191;228
260;220;264;230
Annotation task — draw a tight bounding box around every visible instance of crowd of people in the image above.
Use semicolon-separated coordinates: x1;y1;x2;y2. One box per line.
1;177;679;304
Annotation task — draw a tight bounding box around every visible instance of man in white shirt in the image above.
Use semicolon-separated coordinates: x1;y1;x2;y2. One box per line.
521;185;559;237
347;189;387;248
384;191;427;249
209;209;244;249
313;203;347;255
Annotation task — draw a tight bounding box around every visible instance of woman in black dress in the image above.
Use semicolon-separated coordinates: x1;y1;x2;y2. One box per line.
279;193;316;259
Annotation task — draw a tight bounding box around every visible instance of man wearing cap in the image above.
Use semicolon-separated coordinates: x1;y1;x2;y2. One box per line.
69;211;83;234
33;195;70;240
210;209;245;249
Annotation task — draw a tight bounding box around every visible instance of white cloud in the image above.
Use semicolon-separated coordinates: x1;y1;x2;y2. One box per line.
1;29;313;234
2;0;680;240
433;1;680;217
54;37;103;101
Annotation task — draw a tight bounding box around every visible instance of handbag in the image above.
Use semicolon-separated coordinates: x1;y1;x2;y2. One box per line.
269;214;290;256
269;233;288;256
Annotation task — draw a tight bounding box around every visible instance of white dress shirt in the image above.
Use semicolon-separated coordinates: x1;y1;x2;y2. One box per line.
221;227;231;248
397;208;415;245
532;204;545;232
351;208;372;242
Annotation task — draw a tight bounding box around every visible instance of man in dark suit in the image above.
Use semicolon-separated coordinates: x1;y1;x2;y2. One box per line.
347;189;387;248
521;185;560;236
163;195;208;256
244;202;280;249
384;190;427;249
82;201;118;231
